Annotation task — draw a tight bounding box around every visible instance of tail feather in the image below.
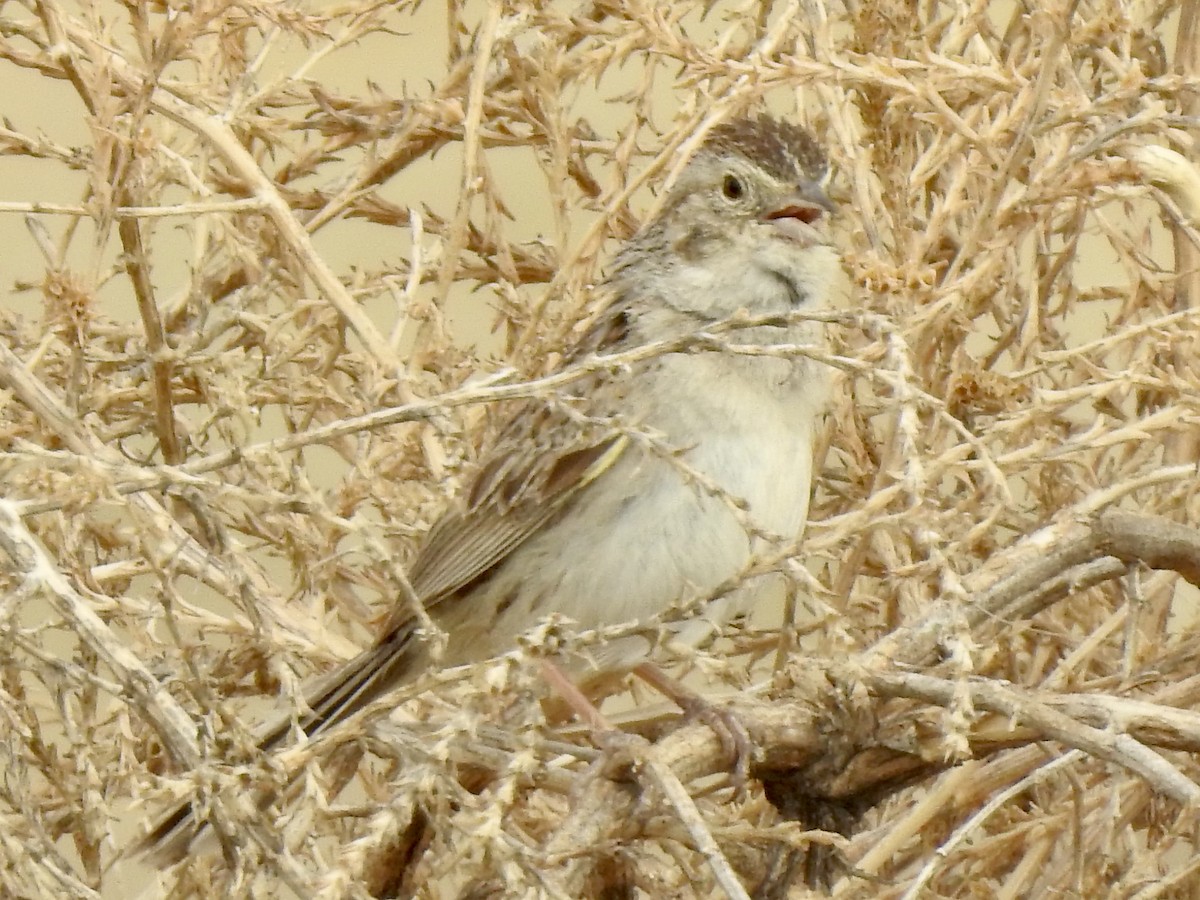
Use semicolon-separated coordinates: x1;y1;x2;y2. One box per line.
135;625;418;864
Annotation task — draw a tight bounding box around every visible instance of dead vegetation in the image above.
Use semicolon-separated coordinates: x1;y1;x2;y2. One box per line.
2;0;1200;896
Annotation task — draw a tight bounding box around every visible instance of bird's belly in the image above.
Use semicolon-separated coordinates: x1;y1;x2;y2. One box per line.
442;365;820;660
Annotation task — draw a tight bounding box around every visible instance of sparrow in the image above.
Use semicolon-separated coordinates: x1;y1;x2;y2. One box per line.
142;114;840;861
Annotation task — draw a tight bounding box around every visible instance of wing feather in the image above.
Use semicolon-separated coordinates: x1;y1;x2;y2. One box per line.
293;301;637;736
408;431;630;606
383;297;637;630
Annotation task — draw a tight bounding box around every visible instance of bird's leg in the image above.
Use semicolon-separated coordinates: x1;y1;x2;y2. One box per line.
538;659;611;731
538;659;649;785
632;662;754;789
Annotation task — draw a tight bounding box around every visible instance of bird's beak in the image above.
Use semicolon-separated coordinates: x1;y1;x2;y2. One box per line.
762;181;834;246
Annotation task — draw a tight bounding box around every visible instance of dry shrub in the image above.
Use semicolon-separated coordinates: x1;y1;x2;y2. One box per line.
1;0;1199;897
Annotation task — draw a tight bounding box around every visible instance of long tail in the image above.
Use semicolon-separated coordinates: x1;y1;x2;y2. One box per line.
137;625;418;864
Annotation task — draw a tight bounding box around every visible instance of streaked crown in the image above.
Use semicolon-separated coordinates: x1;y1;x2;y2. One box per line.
700;116;828;185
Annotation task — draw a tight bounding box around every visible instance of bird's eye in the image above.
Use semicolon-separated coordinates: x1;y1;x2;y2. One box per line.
721;174;744;200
